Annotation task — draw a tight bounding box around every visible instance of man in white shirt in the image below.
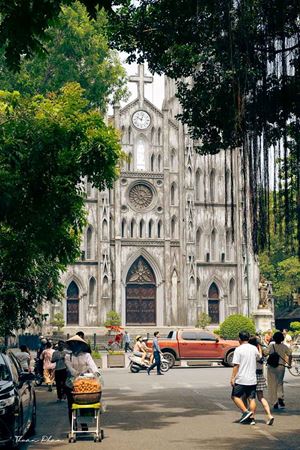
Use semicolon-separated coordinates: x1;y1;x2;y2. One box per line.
231;331;260;423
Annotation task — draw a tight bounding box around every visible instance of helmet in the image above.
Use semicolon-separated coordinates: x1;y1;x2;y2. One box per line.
41;339;47;344
142;337;148;341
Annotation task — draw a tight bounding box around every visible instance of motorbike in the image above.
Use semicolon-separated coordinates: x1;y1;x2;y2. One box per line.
129;353;170;373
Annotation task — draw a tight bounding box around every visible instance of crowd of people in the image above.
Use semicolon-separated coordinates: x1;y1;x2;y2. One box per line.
231;330;292;425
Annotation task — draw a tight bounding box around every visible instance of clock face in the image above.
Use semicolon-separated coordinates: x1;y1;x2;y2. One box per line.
132;110;151;129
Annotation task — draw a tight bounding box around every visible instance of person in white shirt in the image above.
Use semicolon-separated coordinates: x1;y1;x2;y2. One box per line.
15;345;31;372
231;331;260;424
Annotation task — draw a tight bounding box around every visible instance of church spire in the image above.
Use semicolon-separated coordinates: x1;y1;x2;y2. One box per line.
129;64;153;107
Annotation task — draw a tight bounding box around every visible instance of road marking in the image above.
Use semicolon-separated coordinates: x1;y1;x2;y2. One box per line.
214;402;228;410
256;428;279;441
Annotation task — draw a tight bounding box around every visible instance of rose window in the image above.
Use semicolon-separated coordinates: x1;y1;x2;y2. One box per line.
129;184;153;210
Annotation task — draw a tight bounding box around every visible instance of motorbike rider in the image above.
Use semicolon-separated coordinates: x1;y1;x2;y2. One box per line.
141;337;153;365
133;335;147;365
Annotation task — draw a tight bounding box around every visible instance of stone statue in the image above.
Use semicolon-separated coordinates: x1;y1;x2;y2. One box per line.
258;275;272;309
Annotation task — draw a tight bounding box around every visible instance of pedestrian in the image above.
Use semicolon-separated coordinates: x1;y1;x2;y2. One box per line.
283;329;293;348
263;330;273;346
249;336;274;425
40;341;55;391
266;331;292;410
147;331;164;375
76;331;91;353
15;345;31;372
65;335;101;424
51;340;67;401
230;331;260;424
123;331;132;352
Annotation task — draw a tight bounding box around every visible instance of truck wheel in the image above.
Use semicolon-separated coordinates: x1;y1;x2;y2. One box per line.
223;351;234;367
162;352;175;368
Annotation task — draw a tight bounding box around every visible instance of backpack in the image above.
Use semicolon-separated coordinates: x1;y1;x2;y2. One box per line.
267;344;280;368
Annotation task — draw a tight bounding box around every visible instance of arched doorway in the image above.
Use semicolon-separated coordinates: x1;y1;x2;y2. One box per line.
67;281;79;325
208;282;220;324
126;256;156;325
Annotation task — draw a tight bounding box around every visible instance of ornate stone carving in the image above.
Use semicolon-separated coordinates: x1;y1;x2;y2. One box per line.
258;274;272;309
127;258;154;283
129;183;153;209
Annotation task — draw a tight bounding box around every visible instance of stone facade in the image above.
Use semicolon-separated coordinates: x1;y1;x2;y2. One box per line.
48;65;260;332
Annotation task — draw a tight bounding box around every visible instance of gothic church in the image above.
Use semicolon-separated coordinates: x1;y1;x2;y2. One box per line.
50;65;259;332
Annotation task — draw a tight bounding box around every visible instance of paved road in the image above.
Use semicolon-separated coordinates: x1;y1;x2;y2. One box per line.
20;366;300;450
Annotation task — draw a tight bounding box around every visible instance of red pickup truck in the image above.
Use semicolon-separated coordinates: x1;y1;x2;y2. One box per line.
148;329;239;368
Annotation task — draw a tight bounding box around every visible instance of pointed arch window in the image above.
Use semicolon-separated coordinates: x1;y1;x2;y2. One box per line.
210;169;216;202
121;125;125;143
151;126;155;143
157;128;161;145
130;219;136;238
89;277;96;305
208;282;220;324
157;220;162;238
195;169;202;201
128;126;132;144
150;154;155;171
225;168;231;200
86;226;93;259
139;219;144;238
67;281;79;325
211;229;217;261
187;167;192;187
148;219;153;238
158;154;162;172
136;135;147;171
121;219;126;238
170;182;177;205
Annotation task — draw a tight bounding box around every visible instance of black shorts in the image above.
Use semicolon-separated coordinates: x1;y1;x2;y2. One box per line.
232;384;257;399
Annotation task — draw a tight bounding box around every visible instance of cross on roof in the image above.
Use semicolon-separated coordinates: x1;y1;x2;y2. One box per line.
129;64;153;106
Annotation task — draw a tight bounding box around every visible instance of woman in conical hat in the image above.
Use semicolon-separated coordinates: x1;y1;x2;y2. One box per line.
65;334;101;423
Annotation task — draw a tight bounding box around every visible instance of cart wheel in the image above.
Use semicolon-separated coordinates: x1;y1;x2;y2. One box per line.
94;436;101;442
68;437;74;443
101;430;104;439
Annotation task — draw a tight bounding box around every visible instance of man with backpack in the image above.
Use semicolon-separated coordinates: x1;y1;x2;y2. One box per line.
266;331;292;409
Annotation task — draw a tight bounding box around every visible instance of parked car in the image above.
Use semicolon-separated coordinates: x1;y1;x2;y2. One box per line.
147;329;239;368
0;351;36;448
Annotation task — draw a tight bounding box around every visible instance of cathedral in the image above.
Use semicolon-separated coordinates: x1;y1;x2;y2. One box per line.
50;65;260;332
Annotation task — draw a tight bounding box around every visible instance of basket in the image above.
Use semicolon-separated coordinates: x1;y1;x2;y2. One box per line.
72;391;102;405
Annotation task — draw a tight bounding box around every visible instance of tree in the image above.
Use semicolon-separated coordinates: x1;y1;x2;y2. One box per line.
0;2;127;111
104;311;122;327
218;315;256;340
0;84;123;336
50;313;65;332
195;312;211;329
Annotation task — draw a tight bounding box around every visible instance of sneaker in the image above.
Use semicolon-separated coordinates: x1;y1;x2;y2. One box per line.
278;399;285;409
239;410;253;423
250;419;256;425
273;402;278;409
266;417;274;426
147;369;150;375
48;385;53;392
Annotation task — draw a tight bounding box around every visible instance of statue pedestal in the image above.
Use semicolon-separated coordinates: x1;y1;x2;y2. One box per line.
253;309;274;332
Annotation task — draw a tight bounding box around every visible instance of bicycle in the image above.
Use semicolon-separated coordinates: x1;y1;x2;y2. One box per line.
288;356;300;377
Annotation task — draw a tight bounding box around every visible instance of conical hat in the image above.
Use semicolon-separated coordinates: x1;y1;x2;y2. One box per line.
66;335;87;344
